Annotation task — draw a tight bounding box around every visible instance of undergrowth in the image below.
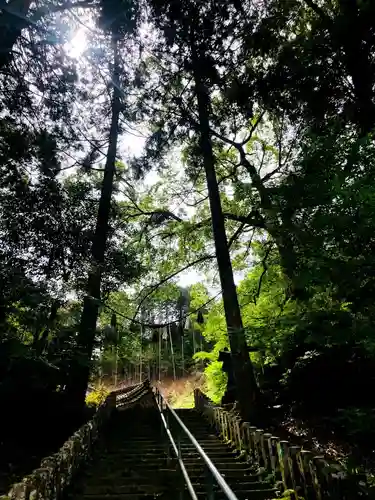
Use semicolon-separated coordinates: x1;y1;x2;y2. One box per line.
158;373;207;408
85;384;110;408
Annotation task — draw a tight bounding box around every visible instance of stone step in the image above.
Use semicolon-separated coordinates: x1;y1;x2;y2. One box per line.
105;431;161;437
83;481;272;496
84;469;177;485
88;466;259;484
103;442;164;449
79;493;165;500
100;450;234;461
104;437;161;443
84;484;166;495
93;452;165;458
180;441;228;447
179;434;219;440
184;461;250;470
193;481;272;491
94;459;171;469
79;489;277;500
181;447;234;454
102;444;166;450
179;437;222;444
176;419;209;424
176;421;213;427
72;407;279;500
195;489;277;500
88;463;175;476
177;425;215;430
180;441;223;448
102;443;162;450
104;443;229;454
176;419;210;424
84;478;172;489
183;469;262;481
95;452;168;460
97;452;168;459
180;452;238;460
100;452;168;459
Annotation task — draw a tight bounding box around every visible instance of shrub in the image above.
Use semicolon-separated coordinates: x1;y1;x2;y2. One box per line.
204;360;227;404
85;385;109;408
280;344;375;417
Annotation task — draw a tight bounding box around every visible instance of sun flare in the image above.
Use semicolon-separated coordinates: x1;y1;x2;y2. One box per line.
66;29;88;58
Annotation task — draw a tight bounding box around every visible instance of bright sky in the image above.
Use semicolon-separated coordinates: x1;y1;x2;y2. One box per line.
65;28;88;58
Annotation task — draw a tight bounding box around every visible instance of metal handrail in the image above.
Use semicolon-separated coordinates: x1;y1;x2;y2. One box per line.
153;389;198;500
154;387;239;500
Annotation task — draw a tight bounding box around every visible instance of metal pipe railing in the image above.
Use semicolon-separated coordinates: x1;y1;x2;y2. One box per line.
154;387;239;500
154;389;198;500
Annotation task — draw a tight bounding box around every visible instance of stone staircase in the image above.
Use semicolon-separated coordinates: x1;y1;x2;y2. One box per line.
175;409;277;500
71;405;177;500
1;382;359;500
70;404;277;500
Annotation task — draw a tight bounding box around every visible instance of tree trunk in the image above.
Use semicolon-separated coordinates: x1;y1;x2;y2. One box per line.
239;150;306;299
34;299;60;354
65;34;121;408
191;41;260;421
338;0;375;135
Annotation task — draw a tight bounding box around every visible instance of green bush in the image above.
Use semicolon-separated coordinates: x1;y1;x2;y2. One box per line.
204;360;227;403
85;385;109;408
272;490;304;500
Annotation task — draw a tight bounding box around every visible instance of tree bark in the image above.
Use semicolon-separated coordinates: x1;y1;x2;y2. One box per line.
65;35;121;408
338;0;375;135
33;299;60;354
190;40;261;421
237;148;307;299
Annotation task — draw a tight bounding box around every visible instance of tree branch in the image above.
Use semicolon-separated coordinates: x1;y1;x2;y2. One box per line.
261;164;284;183
132;254;215;321
228;222;245;248
253;244;272;305
240;111;266;146
223;211;265;228
207;122;275;211
101;291;222;329
243;229;256;260
185;195;209;207
30;0;98;22
124;210;183;223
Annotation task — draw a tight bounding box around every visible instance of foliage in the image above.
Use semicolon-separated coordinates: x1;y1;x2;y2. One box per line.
199;243;375;424
202;360;227;404
272;491;303;500
85;385;110;409
334;408;375;442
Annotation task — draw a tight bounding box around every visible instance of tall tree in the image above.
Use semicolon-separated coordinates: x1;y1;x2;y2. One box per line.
190;37;260;418
141;0;263;419
66;0;141;407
